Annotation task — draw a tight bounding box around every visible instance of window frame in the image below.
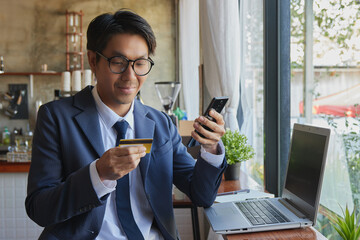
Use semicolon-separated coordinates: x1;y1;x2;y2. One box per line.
263;0;291;196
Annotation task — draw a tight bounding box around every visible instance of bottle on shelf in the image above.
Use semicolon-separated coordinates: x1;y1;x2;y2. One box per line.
54;89;61;100
25;124;33;154
0;56;4;73
26;123;33;137
11;128;19;146
2;127;10;145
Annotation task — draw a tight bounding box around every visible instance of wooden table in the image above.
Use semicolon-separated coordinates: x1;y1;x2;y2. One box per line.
223;227;327;240
172;172;327;240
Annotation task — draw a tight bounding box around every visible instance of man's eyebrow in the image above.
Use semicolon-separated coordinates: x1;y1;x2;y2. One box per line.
111;51;125;56
111;51;148;59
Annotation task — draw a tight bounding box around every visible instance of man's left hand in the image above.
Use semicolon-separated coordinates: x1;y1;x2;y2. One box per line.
191;109;225;154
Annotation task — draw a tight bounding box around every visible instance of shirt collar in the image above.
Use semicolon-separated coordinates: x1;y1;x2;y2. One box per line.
92;85;135;130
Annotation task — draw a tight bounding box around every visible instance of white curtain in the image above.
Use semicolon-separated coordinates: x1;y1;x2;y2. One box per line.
238;0;260;145
179;0;200;120
319;130;354;216
200;0;241;131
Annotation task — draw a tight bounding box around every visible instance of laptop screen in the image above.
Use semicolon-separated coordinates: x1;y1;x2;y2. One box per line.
284;129;327;207
282;123;330;222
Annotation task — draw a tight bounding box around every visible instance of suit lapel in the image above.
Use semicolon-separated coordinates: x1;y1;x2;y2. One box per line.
73;86;105;158
72;91;154;183
133;100;155;188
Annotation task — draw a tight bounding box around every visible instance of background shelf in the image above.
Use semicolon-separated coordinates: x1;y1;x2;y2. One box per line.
0;72;61;76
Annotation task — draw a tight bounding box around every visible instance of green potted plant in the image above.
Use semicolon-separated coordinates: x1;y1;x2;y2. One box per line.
222;129;255;180
329;205;360;240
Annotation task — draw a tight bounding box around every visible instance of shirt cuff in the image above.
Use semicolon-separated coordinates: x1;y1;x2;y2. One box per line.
89;160;116;198
200;140;225;168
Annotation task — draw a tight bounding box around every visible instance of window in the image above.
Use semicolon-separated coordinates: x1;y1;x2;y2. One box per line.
239;0;265;188
291;0;360;238
240;0;291;196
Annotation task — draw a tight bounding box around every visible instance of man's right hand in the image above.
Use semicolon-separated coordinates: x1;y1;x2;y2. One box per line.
96;146;147;181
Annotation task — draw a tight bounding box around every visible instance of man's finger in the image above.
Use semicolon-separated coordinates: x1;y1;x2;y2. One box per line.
208;109;225;125
197;115;224;135
191;130;218;145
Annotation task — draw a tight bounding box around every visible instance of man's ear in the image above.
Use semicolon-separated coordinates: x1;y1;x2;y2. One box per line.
88;50;97;73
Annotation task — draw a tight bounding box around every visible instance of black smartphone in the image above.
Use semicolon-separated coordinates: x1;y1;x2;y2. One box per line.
187;96;229;147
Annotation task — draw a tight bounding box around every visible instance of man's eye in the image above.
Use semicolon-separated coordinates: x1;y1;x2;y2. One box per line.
112;60;125;65
110;57;126;64
135;60;148;66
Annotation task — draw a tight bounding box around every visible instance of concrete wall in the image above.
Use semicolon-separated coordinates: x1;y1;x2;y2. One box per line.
0;2;202;240
0;0;176;131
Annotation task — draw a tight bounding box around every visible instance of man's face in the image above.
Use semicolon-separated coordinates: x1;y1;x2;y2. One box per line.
88;33;149;114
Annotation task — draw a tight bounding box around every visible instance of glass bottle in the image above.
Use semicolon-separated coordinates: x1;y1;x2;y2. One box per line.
2;127;10;145
0;56;4;73
54;89;61;100
25;124;33;153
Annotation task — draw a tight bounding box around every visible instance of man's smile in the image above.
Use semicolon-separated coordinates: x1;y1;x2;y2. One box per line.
115;85;137;94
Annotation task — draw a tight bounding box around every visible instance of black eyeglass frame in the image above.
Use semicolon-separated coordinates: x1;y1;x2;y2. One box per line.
96;51;154;76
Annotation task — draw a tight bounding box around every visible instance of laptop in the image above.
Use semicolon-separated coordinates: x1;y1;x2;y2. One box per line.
204;123;330;234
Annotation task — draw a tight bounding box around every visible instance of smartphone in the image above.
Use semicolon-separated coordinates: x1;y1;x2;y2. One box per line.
187;96;229;147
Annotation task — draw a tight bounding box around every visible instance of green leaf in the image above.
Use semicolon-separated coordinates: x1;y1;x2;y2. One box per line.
355;226;360;240
330;204;360;240
222;129;255;165
349;231;355;240
333;224;347;239
339;220;351;237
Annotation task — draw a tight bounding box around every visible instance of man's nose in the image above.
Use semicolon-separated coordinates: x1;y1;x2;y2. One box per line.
121;62;137;80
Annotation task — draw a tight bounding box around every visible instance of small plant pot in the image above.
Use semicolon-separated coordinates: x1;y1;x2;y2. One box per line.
224;162;241;180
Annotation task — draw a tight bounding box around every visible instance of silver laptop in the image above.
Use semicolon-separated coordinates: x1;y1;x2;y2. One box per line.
204;123;330;234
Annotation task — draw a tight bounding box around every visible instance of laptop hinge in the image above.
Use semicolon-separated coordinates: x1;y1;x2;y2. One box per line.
279;199;307;219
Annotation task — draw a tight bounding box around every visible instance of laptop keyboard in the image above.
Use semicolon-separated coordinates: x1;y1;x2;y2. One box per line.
235;200;290;225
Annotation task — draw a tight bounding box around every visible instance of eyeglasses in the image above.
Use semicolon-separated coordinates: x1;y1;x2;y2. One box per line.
96;51;154;76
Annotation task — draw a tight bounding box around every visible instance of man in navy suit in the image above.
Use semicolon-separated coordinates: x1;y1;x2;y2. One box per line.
26;10;227;240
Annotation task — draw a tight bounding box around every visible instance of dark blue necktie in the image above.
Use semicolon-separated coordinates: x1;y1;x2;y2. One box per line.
113;121;144;239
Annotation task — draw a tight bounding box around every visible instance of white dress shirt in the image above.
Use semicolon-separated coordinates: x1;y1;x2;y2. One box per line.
89;85;224;239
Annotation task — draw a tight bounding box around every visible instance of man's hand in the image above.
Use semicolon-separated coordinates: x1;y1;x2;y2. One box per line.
96;146;146;181
191;109;225;154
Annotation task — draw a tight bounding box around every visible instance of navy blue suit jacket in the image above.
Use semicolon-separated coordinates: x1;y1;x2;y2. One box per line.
26;86;226;240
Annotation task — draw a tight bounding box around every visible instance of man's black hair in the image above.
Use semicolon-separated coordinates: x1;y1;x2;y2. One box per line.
87;9;156;59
